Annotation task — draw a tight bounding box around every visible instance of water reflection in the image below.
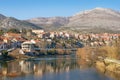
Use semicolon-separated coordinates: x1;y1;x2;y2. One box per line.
0;55;114;80
97;67;120;80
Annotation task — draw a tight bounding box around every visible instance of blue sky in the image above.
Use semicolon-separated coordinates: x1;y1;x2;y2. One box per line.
0;0;120;20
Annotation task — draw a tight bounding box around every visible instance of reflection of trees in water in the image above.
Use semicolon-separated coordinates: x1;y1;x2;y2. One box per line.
1;58;120;80
0;61;21;79
0;57;120;80
96;67;120;80
77;58;93;70
105;71;120;80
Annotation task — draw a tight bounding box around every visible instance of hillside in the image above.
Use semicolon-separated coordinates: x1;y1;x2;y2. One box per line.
65;7;120;33
1;7;120;33
0;15;41;29
27;17;69;31
27;7;120;33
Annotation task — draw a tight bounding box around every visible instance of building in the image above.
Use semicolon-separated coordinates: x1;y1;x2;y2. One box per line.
32;30;44;34
21;41;40;52
21;41;36;52
4;33;21;38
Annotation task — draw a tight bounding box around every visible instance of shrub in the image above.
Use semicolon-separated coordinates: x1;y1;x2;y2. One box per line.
47;49;56;55
97;46;120;59
76;47;92;60
1;50;8;57
56;49;65;55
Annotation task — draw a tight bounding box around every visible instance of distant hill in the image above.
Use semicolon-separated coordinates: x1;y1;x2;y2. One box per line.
1;7;120;33
27;17;69;31
64;7;120;33
0;14;6;21
0;14;41;29
27;7;120;33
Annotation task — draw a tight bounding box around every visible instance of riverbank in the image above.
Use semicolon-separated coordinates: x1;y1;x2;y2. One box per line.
0;48;76;60
9;49;32;59
0;56;15;61
96;58;120;73
76;46;120;74
0;49;31;61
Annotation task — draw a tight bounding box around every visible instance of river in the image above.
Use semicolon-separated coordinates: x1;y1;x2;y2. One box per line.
0;55;118;80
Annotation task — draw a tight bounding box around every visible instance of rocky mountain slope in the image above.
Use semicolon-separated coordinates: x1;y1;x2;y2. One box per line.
27;7;120;33
27;17;69;31
0;14;41;29
1;7;120;33
0;14;6;21
65;7;120;33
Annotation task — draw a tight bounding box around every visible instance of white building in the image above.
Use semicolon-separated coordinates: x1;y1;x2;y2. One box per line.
32;30;44;34
50;33;55;39
21;41;35;52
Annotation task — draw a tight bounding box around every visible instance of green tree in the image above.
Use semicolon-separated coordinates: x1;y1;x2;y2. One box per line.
1;50;8;58
0;29;4;36
7;28;20;33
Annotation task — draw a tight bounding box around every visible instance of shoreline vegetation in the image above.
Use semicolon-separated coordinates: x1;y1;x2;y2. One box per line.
76;39;120;74
0;48;75;61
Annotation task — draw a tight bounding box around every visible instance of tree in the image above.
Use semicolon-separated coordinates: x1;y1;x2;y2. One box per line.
7;28;20;33
0;29;4;36
1;50;8;58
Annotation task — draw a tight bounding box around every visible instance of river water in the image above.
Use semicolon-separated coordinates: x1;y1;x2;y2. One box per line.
0;55;118;80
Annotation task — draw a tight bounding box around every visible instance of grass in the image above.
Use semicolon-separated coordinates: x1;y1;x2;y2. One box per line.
76;44;120;60
76;47;92;60
96;46;120;59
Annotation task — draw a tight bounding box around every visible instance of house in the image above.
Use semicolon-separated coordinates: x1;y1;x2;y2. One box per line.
50;32;55;39
37;34;44;38
21;41;40;52
0;42;8;51
21;41;35;52
32;30;44;34
3;38;10;43
4;33;21;38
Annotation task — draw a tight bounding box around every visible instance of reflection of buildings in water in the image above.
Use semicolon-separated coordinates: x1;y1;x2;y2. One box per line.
0;61;21;77
0;63;7;76
34;65;43;77
0;56;81;78
0;62;7;76
7;61;21;77
33;58;79;74
33;61;54;77
2;68;7;76
34;63;44;77
65;66;70;72
19;60;34;74
45;65;54;73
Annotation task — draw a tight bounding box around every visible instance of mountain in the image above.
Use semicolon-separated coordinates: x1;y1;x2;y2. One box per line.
64;7;120;33
0;14;41;29
1;7;120;33
27;17;69;31
27;7;120;33
0;14;6;21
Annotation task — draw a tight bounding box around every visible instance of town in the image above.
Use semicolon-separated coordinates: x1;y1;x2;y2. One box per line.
0;28;119;57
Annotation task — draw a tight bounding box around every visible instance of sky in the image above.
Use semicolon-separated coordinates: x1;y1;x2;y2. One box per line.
0;0;120;20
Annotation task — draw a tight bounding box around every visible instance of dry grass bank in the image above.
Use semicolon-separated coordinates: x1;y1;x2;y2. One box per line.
96;46;120;59
76;45;120;60
76;47;92;60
